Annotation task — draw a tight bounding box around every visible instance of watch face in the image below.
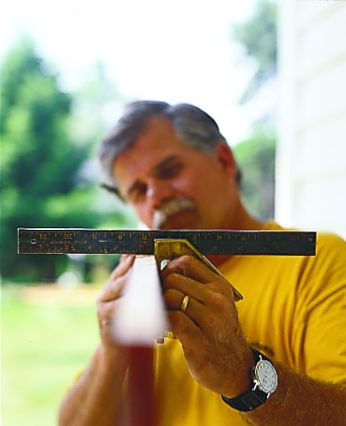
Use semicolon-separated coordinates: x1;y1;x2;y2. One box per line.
255;360;278;393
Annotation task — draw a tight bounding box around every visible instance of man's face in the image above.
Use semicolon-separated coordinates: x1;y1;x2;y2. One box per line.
113;117;240;230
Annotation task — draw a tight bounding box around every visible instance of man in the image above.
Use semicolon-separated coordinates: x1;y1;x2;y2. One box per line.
59;101;346;425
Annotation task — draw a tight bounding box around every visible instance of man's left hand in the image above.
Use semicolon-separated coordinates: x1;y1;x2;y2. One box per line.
161;255;254;397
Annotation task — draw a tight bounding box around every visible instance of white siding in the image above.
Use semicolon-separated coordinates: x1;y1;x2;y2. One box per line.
276;0;346;238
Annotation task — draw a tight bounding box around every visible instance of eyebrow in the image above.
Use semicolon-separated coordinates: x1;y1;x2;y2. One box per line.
153;155;182;177
126;155;182;198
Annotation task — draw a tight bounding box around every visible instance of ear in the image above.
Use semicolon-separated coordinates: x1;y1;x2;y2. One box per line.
215;143;237;179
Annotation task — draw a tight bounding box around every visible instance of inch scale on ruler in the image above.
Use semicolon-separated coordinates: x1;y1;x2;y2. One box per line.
18;228;316;256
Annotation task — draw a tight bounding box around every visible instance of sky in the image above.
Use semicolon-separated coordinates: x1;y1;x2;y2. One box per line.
0;0;258;144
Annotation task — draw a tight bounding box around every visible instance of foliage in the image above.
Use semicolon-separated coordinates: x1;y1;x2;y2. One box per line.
230;0;277;221
0;38;130;283
234;131;276;221
232;0;277;104
2;285;98;426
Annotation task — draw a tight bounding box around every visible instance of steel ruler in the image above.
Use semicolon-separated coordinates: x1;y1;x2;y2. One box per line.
18;228;316;256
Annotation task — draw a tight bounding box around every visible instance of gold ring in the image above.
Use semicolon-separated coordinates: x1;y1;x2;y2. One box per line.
180;295;190;312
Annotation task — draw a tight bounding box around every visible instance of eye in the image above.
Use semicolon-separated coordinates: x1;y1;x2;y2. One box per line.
160;162;183;179
129;182;147;203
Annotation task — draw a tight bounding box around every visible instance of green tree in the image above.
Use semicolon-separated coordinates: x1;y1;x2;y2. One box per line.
234;131;275;220
231;0;277;220
232;0;277;104
0;38;127;282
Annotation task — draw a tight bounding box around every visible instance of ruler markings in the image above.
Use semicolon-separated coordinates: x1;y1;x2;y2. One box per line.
18;228;316;256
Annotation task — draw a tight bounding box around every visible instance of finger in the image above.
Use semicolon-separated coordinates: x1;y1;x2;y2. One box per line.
98;256;135;302
164;288;187;310
98;275;128;303
162;255;236;300
120;253;134;261
167;310;202;345
164;289;208;327
97;298;121;324
162;273;211;303
110;255;135;280
160;255;220;284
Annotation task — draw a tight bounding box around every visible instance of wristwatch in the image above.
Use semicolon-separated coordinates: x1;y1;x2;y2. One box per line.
221;348;278;412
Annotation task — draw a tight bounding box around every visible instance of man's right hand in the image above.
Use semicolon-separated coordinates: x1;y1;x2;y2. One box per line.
96;254;135;350
59;255;136;426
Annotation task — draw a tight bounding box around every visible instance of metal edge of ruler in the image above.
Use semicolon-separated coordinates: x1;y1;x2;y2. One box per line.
17;228;317;256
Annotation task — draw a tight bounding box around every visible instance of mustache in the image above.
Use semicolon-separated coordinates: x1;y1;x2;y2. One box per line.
152;198;196;229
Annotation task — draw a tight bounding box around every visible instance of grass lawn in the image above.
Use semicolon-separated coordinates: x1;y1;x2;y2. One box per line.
2;285;100;426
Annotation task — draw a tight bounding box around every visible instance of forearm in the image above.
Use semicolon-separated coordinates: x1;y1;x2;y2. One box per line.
245;364;346;426
58;346;128;426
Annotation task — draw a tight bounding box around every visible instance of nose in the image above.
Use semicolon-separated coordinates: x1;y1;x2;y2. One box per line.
146;178;175;210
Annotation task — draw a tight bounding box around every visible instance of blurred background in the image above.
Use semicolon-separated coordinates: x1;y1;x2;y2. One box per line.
1;0;345;425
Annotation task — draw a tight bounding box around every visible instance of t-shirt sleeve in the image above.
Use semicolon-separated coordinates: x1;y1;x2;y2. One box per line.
296;234;346;384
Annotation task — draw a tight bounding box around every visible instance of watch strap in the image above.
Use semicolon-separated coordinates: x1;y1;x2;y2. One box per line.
221;386;268;412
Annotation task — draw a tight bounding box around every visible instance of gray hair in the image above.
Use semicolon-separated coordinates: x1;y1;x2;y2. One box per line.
99;100;239;196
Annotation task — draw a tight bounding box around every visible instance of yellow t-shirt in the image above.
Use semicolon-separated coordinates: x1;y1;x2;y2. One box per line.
153;223;346;425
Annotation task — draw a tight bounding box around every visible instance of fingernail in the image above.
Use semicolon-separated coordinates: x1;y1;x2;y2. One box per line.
160;259;169;270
